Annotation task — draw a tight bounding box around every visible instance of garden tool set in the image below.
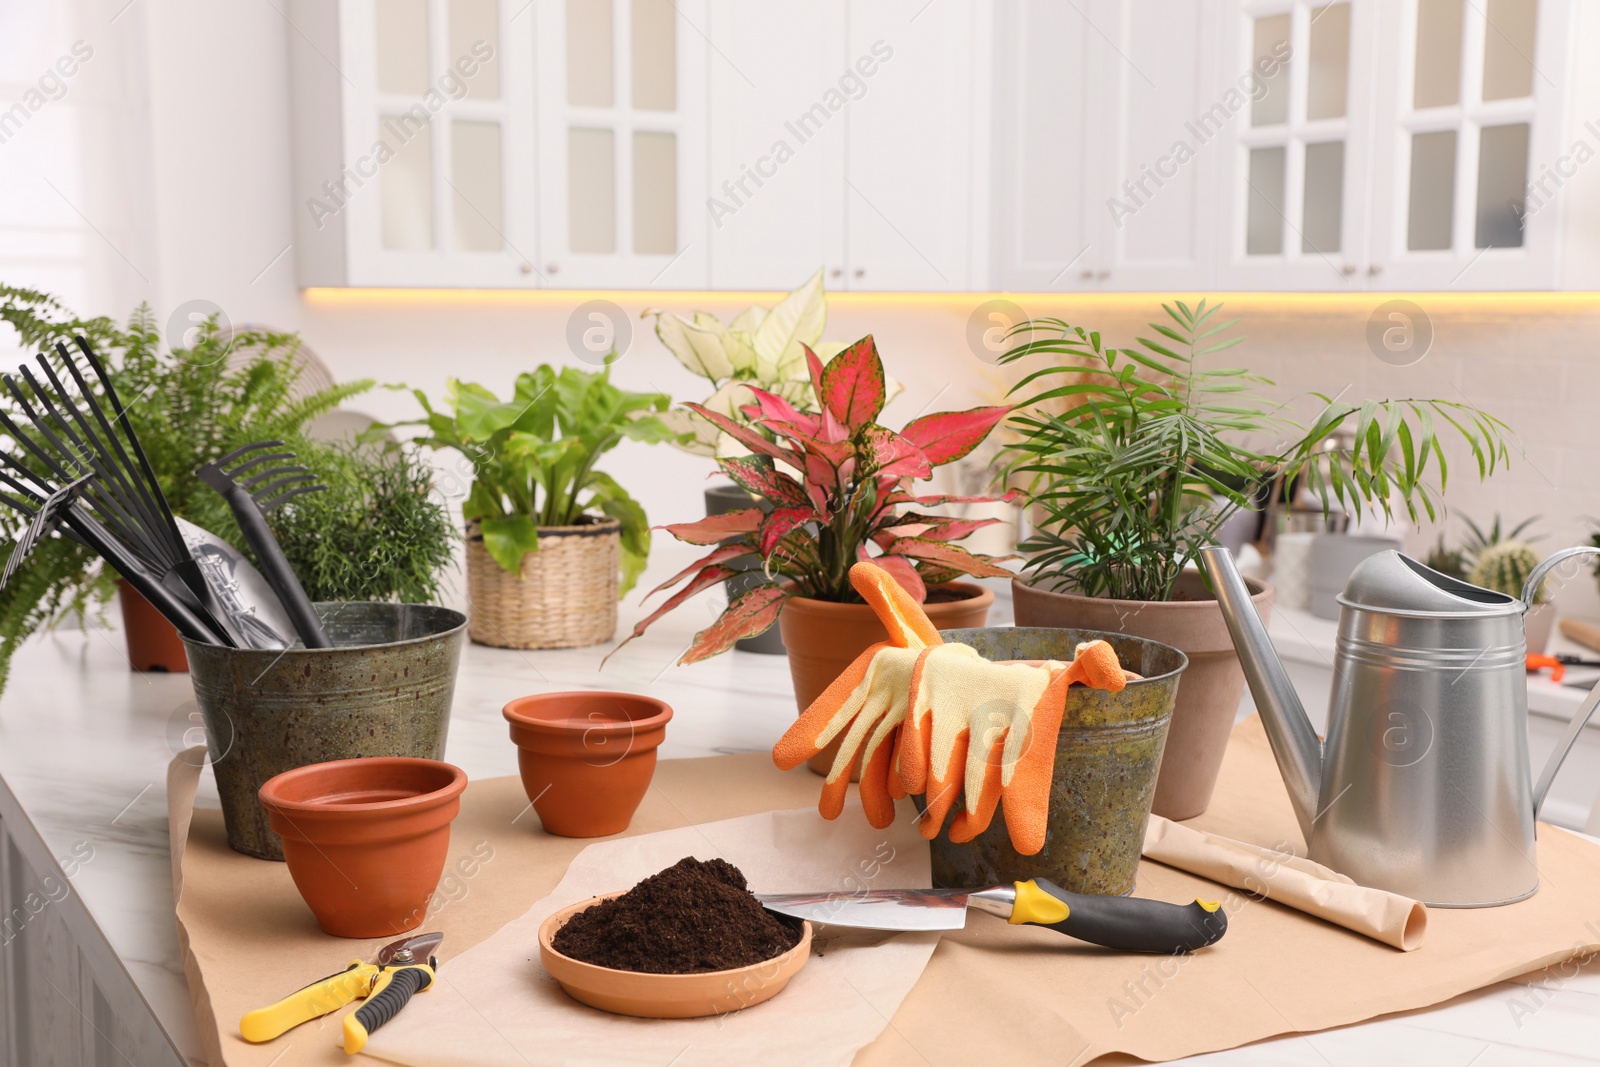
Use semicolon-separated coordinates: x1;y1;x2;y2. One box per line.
0;335;329;651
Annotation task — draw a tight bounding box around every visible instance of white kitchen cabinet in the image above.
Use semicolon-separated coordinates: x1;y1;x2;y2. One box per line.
704;2;848;290
841;1;982;291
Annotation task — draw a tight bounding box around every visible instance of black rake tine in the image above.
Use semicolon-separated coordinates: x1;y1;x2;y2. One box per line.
0;454;52;500
247;472;318;502
0;381;79;485
242;465;309;492
228;452;298;480
0;489;38;517
214;440;287;469
67;337;189;550
54;340;184;551
256;483;326;513
20;359;172;565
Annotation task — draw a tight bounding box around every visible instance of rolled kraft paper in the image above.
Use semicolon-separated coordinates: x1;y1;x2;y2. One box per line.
1143;815;1428;951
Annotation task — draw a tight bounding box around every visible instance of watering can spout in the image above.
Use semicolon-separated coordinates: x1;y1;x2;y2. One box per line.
1198;545;1323;844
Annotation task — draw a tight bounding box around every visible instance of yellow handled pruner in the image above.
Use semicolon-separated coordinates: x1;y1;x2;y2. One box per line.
240;931;442;1054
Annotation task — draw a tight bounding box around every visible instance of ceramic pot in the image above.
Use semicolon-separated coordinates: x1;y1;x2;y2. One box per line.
116;579;188;672
466;516;620;649
1011;572;1273;821
539;894;811;1018
504;692;672;837
778;582;994;775
703;484;785;655
1308;534;1403;620
1525;601;1554;655
185;602;466;860
259;756;467;938
924;627;1186;895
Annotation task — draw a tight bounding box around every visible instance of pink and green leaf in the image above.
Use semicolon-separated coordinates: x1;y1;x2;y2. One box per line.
601;563;741;666
887;512;1004;543
680;585;789;664
899;406;1011;466
802;344;828;402
758;506;815;556
660;507;764;545
739;386;821;439
818;335;887;431
861;426;933;480
645;544;751;599
721;455;809;508
884;537;1014;578
683;402;800;464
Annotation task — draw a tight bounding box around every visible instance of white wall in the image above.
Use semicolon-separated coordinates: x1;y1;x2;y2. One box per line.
6;0;1600;623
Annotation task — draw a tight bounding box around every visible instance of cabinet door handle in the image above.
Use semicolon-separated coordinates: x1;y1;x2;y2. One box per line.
830;267;843;279
546;263;560;274
519;262;535;275
853;268;865;279
1096;270;1110;280
1341;264;1357;275
1079;270;1095;280
1367;264;1383;275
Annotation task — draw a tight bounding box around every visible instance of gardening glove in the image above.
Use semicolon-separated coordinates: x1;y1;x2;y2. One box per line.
900;640;1132;856
771;563;945;828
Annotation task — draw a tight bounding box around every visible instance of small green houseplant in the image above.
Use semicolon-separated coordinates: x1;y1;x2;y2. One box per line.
401;364;679;649
1000;299;1515;819
1469;540;1552;653
610;336;1012;730
0;286;457;684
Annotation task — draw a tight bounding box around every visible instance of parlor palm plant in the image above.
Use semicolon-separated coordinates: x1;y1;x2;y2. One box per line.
1000;299;1515;819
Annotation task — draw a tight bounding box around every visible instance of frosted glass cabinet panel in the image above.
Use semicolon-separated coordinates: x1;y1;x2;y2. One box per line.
1366;0;1570;289
536;0;708;287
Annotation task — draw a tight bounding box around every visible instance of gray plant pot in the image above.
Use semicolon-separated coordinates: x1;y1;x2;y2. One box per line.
703;483;786;655
183;602;466;860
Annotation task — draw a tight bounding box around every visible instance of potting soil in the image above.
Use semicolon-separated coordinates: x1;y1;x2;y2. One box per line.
551;856;802;974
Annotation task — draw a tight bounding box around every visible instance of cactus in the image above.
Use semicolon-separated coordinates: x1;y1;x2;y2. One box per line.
1466;540;1545;603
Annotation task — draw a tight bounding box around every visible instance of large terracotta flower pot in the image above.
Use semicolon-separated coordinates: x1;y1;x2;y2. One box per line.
779;582;995;775
116;579;188;672
504;691;672;837
259;756;467;938
1011;572;1273;821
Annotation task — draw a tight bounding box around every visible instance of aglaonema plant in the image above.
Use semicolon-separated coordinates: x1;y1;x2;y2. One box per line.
608;335;1015;664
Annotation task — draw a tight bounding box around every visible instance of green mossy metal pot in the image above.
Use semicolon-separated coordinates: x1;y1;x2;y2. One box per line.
921;627;1187;896
184;603;466;860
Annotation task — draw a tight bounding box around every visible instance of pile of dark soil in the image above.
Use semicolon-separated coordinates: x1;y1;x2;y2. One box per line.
551;857;802;974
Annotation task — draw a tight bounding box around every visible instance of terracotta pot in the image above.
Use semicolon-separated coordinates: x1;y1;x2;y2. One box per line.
1012;572;1273;821
778;582;995;775
504;692;672;837
259;757;467;938
116;579;188;672
538;894;812;1018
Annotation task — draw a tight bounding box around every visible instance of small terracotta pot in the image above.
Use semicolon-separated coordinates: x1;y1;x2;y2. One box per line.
259;757;467;938
538;894;812;1018
778;582;994;775
1012;572;1273;821
116;579;188;672
504;692;672;837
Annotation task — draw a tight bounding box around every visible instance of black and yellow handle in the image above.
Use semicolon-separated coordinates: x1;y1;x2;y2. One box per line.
1008;879;1227;953
342;963;435;1054
240;960;379;1043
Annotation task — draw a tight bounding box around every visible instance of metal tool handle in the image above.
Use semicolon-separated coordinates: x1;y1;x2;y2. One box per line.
343;964;433;1054
239;960;377;1043
993;879;1228;953
221;483;332;648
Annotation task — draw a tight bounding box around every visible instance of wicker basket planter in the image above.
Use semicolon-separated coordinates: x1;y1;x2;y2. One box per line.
466;517;620;649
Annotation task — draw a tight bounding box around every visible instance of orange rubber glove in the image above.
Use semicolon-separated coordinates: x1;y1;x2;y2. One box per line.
898;639;1132;855
771;563;945;828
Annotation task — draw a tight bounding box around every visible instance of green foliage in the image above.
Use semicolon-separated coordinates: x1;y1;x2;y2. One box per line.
1424;535;1467;581
266;441;457;603
400;364;680;596
1002;299;1516;602
0;286;457;688
1467;540;1545;603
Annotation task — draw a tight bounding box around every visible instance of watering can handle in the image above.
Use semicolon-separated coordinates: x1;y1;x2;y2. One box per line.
1527;546;1600;820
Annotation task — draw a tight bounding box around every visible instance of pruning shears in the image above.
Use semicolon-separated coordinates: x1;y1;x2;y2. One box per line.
1527;653;1600;683
240;931;442;1054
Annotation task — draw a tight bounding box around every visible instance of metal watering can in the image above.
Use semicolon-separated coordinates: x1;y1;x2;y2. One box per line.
1199;543;1600;907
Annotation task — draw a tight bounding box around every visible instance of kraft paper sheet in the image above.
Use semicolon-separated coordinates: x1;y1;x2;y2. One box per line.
171;716;1600;1065
1142;816;1429;951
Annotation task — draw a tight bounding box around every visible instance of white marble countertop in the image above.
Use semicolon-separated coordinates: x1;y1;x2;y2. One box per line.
2;564;1598;1066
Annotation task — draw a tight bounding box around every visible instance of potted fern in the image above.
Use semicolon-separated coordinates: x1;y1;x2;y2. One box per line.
1001;300;1515;819
609;335;1010;770
0;287;454;682
401;365;679;649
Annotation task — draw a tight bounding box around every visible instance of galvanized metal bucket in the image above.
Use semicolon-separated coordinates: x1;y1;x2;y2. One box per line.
924;627;1188;896
183;603;467;860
